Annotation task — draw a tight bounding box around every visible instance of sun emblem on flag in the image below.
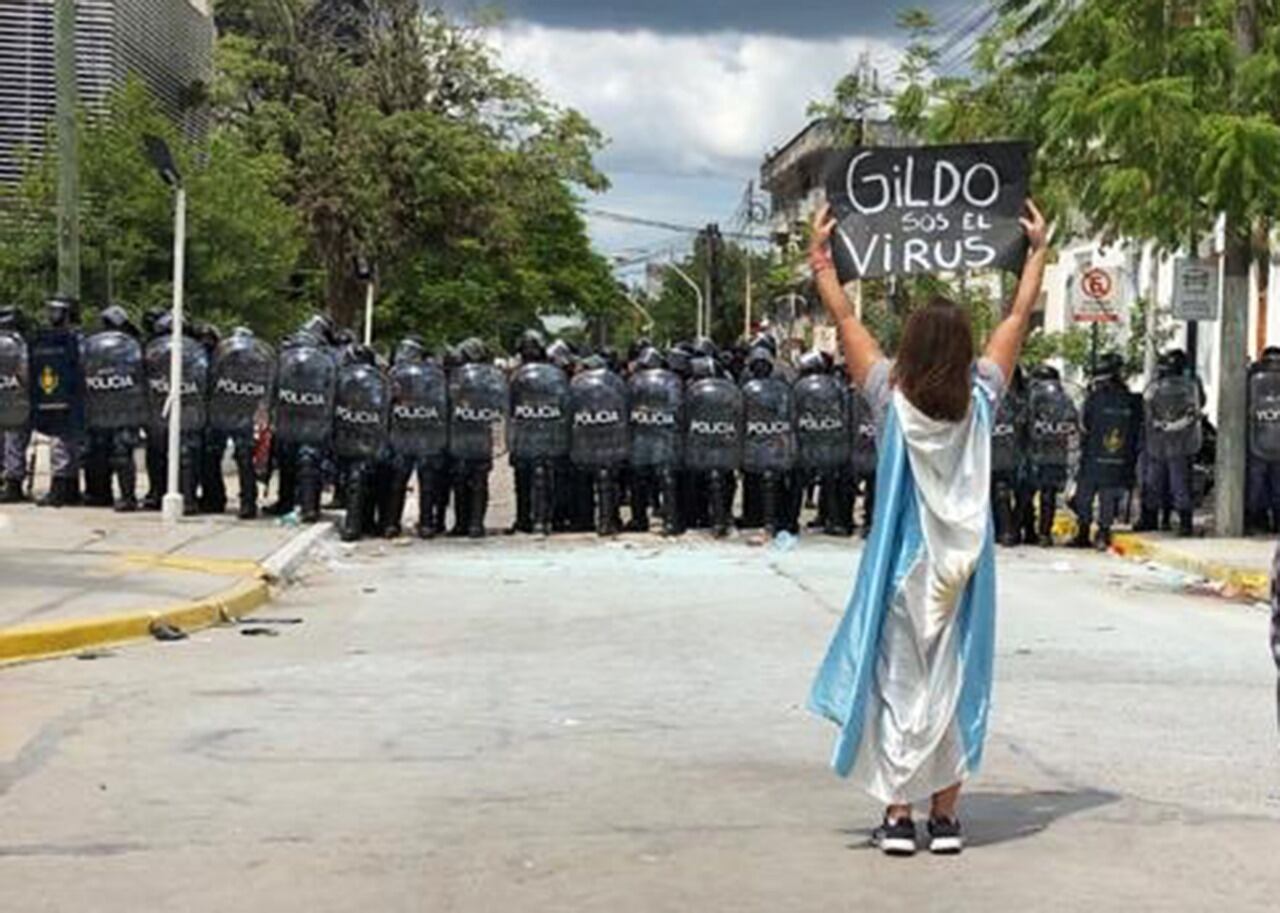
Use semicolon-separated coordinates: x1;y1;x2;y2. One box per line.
1103;428;1123;454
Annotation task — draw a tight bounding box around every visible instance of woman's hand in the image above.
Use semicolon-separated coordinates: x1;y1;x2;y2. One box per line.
1020;199;1048;254
809;203;838;276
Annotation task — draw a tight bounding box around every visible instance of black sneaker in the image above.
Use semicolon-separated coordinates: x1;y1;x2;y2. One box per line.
927;816;963;855
871;816;917;856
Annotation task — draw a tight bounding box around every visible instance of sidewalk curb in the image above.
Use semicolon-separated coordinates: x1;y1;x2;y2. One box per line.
1112;533;1271;602
261;521;334;583
0;521;334;667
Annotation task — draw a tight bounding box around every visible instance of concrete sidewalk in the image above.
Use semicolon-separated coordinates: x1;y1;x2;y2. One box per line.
0;503;330;664
1112;531;1275;601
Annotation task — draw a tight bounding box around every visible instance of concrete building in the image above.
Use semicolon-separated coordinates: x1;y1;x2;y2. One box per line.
0;0;214;184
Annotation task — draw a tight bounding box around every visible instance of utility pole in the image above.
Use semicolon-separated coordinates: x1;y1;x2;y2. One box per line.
54;0;80;300
1215;0;1258;537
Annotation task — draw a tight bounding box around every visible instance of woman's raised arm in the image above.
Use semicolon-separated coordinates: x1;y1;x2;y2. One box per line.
809;203;883;388
984;199;1050;382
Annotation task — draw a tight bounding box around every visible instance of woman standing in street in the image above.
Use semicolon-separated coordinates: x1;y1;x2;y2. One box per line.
808;198;1049;856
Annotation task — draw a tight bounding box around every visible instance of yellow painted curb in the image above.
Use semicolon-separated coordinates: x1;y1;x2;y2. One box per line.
1111;533;1270;601
116;553;262;576
0;571;271;666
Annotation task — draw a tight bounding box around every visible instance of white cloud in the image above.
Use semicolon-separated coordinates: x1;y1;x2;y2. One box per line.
490;23;903;179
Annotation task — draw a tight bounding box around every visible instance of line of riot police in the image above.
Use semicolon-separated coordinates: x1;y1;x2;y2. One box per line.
991;348;1221;551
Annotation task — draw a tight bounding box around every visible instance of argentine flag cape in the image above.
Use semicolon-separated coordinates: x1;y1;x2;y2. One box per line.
809;374;999;804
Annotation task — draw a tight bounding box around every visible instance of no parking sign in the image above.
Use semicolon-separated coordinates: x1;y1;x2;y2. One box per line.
1070;266;1121;323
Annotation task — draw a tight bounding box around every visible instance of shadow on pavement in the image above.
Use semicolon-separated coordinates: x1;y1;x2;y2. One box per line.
843;788;1119;850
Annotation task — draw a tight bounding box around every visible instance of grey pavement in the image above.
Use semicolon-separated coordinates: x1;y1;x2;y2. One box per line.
0;531;1276;911
0;503;305;629
1130;529;1277;575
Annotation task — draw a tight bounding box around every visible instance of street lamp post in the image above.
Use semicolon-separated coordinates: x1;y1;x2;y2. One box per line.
143;135;185;524
355;255;375;346
667;263;705;339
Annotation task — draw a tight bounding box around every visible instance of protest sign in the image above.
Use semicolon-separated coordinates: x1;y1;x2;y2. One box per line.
823;142;1032;282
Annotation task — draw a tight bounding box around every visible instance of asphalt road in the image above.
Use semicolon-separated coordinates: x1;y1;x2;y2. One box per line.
1;533;1276;911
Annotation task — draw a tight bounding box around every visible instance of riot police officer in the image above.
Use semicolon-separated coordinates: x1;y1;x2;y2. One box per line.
30;295;85;507
332;345;389;542
1247;347;1280;532
383;338;449;538
508;330;570;536
142;313;209;515
569;355;629;536
205;327;275;519
741;347;797;537
82;306;147;512
1139;349;1201;537
271;329;337;523
0;306;31;503
684;356;743;537
991;366;1027;546
447;338;507;538
1070;353;1143;550
1024;364;1079;547
628;347;684;535
849;384;879;536
794;351;852;537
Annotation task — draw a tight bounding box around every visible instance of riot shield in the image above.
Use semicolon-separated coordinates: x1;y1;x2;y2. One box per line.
742;376;796;473
849;388;879;476
333;363;389;461
570;368;629;468
684;376;742;472
509;361;570;461
793;373;849;471
29;328;83;437
388;359;448;458
448;363;507;461
1251;369;1280;462
144;334;209;434
274;342;337;446
209;334;276;435
1145;375;1202;461
628;368;684;468
990;389;1024;475
1028;380;1078;469
83;330;147;430
0;330;30;431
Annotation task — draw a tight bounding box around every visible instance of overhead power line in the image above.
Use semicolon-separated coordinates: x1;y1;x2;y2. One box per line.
580;207;770;242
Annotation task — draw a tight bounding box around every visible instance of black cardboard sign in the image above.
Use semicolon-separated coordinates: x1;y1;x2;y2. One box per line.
823;142;1031;281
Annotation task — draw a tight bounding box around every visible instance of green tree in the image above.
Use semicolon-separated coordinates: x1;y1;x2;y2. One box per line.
0;80;304;337
212;0;624;347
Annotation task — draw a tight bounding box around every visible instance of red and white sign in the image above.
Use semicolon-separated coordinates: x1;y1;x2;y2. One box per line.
1071;266;1121;323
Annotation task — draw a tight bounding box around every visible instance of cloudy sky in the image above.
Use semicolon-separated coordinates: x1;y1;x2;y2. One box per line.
451;1;979;279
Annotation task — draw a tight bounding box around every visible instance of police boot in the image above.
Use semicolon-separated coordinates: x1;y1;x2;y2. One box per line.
416;468;439;539
1132;509;1158;533
709;471;730;538
531;462;553;536
596;468;620;537
1068;525;1091;549
235;447;258;520
762;472;781;538
339;467;365;543
659;468;682;537
383;470;408;538
627;473;651;533
0;477;25;503
509;463;533;535
37;476;68;508
467;472;488;539
1160;508;1173;532
448;474;471;537
1095;527;1113;552
114;459;138;513
995;486;1019;547
82;454;113;507
297;460;322;524
1178;510;1195;538
1037;500;1056;547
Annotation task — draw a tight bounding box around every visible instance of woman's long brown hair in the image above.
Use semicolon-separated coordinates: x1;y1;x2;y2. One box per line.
891;297;974;422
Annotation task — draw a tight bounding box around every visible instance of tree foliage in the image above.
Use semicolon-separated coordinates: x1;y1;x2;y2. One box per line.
0;0;622;351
